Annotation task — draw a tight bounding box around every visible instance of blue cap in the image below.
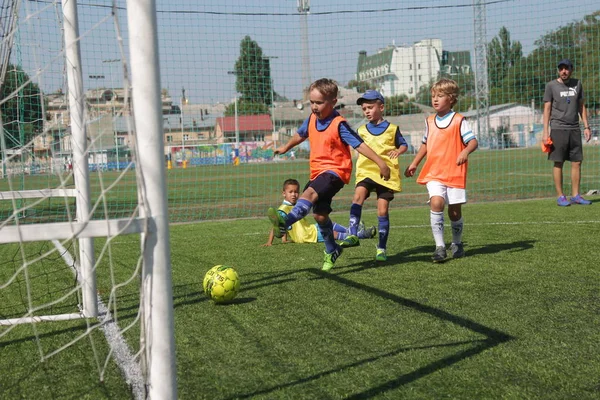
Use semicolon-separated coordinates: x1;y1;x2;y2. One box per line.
557;59;573;69
357;90;384;105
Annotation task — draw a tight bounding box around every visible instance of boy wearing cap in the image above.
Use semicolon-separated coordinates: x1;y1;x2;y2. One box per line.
339;90;408;262
542;58;592;206
267;79;390;271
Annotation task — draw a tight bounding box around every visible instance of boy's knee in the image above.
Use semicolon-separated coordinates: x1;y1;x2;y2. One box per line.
429;196;445;212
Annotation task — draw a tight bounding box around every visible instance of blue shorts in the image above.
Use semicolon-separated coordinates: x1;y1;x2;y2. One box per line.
303;172;345;215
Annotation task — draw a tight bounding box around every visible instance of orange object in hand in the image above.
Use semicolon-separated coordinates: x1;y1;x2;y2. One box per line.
541;137;553;153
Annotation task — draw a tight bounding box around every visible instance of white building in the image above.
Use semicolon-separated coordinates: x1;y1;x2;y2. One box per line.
356;39;442;98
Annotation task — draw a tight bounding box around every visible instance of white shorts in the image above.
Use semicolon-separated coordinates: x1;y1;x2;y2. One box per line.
426;181;467;205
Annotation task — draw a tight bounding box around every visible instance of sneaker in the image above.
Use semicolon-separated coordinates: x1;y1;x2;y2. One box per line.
267;207;286;238
357;220;365;233
375;248;387;262
450;243;465;258
358;224;377;239
556;195;570;207
322;246;343;271
339;234;360;248
570;194;592;205
432;246;447;263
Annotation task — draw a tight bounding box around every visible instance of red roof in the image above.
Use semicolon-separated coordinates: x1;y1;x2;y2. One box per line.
217;114;273;133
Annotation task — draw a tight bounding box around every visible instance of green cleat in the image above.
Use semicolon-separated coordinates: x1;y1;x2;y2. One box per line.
267;207;286;238
322;247;343;271
361;226;377;239
339;234;360;248
375;248;387;262
357;221;377;239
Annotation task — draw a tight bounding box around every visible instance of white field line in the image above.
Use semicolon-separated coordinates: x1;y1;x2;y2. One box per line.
243;219;600;235
52;240;145;400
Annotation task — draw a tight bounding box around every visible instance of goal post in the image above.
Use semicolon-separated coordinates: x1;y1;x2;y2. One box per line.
0;0;177;397
62;0;97;319
127;0;178;397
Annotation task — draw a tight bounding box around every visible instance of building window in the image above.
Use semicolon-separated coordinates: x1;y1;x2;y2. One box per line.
409;76;413;82
418;63;421;69
166;135;172;142
418;75;422;81
409;87;413;94
183;134;189;141
409;64;412;70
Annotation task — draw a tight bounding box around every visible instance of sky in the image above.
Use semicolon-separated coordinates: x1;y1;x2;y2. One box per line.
12;0;600;105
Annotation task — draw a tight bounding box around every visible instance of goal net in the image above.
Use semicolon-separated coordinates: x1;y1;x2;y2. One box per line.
0;0;176;398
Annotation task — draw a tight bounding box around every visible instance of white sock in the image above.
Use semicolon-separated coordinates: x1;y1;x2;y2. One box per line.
451;217;464;244
430;211;445;247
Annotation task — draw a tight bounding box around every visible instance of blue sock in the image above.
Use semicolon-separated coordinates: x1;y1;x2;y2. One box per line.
332;222;347;233
318;218;338;254
349;203;362;235
337;232;348;240
286;198;312;226
378;216;390;250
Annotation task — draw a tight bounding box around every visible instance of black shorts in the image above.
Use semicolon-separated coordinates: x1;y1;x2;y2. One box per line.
549;128;584;162
303;172;345;215
356;178;395;201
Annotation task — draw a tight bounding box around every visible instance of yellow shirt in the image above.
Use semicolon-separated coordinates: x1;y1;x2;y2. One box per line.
355;123;402;192
278;202;318;243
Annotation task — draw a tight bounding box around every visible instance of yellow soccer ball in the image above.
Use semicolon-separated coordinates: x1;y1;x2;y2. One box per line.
203;265;240;304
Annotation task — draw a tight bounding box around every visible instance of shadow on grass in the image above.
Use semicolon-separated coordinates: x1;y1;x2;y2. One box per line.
334;240;536;274
226;268;514;399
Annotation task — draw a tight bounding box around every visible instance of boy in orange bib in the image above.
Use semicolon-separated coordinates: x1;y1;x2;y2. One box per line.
404;78;478;262
268;79;390;271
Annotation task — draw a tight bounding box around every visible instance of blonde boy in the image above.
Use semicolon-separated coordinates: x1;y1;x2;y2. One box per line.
404;78;478;262
340;90;408;262
267;78;390;271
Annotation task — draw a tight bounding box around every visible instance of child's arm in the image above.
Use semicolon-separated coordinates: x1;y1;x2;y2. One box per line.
262;228;276;247
355;143;391;180
404;143;428;177
389;130;409;159
457;139;478;165
274;133;306;155
388;145;408;159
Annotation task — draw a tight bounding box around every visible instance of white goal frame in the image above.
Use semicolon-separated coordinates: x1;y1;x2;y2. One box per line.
0;0;177;398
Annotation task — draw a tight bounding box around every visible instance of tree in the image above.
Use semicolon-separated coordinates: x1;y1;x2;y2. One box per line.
384;94;421;116
0;64;44;149
493;11;600;110
347;79;374;94
230;36;273;115
487;27;523;90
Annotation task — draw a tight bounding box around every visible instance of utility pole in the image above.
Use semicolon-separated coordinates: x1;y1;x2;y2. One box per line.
473;0;490;147
227;71;239;148
298;0;311;98
263;56;278;141
103;59;120;170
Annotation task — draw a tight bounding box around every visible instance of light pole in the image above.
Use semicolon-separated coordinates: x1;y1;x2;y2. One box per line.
88;74;105;170
181;88;187;166
88;74;105;118
102;59;120;171
227;71;239;148
263;56;278;141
